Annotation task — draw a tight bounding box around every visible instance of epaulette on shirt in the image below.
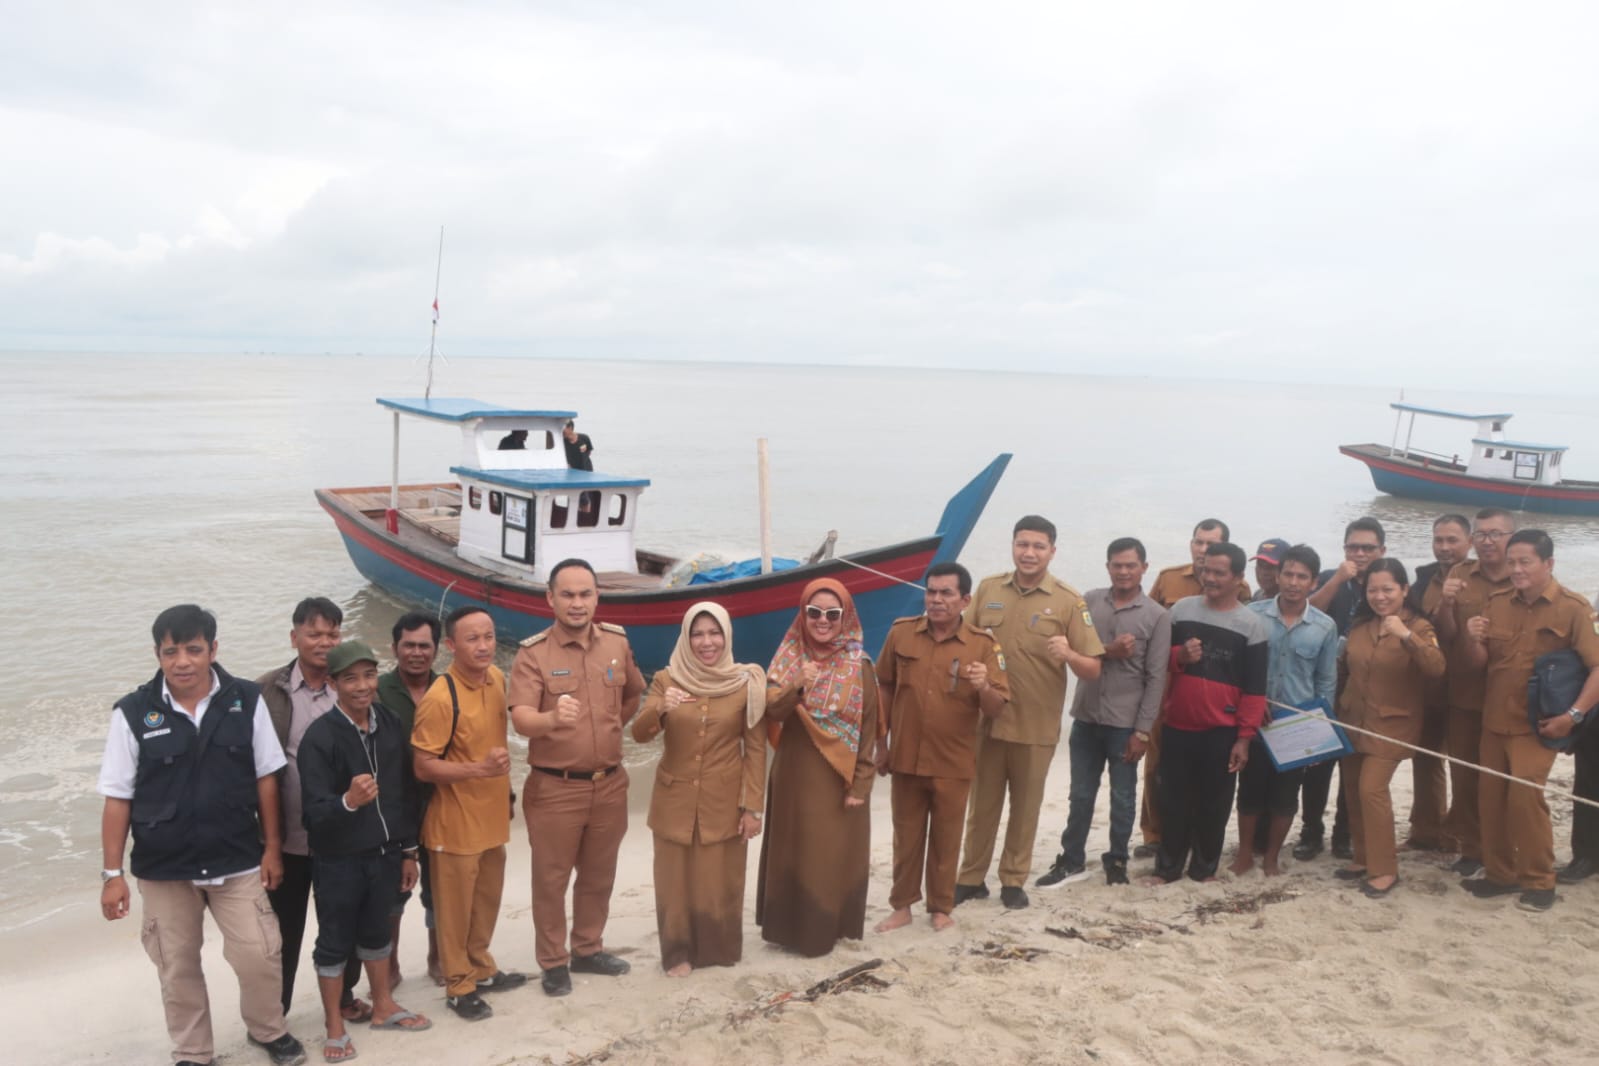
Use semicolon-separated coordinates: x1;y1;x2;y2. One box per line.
520;630;551;648
1154;563;1189;576
598;621;628;636
890;615;921;628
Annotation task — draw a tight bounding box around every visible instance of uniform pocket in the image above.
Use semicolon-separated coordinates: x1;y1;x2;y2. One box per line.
1375;703;1412;721
254;889;283;956
140;915;165;968
975;608;1006;630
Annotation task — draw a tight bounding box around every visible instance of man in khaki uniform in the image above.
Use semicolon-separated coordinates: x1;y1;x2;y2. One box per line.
954;516;1103;910
510;558;646;997
874;563;1009;932
1462;529;1599;913
1139;519;1247;858
1432;507;1516;877
1407;515;1472;851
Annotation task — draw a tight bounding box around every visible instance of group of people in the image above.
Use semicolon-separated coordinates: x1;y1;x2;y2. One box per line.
100;511;1599;1066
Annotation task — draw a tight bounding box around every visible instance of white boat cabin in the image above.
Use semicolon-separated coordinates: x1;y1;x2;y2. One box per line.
378;397;650;582
1388;403;1568;486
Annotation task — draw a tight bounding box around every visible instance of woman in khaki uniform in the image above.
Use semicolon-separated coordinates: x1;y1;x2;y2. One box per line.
632;602;766;977
1337;559;1446;897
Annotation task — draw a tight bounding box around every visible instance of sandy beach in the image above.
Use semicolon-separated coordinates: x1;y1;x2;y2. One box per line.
13;747;1598;1066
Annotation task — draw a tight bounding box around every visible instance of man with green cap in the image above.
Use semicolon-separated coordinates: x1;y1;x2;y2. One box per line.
298;641;432;1062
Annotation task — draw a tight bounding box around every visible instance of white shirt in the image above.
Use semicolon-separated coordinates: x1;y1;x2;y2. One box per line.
98;669;287;884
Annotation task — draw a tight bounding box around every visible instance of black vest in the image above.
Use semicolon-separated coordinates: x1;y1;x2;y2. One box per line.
116;666;265;881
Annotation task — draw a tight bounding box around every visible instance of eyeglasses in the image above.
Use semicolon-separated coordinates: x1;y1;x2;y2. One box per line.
804;605;844;622
1471;529;1510;542
1343;542;1382;553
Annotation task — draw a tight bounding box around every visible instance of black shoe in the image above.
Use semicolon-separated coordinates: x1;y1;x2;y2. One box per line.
1035;861;1090;888
1132;843;1159;859
541;965;572;997
1330;840;1354;861
1333;867;1368;881
1451;857;1485;878
1292;839;1324;862
178;1061;207;1065
1360;877;1399;898
446;992;493;1021
1462;878;1519;899
953;882;989;906
1104;859;1129;886
1000;886;1029;909
247;1032;307;1066
476;969;528;993
570;951;631;977
1557;856;1599;884
1517;888;1556;912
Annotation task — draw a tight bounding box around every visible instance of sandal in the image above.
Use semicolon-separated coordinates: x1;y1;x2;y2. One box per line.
370;1008;432;1032
339;998;373;1023
323;1033;358;1062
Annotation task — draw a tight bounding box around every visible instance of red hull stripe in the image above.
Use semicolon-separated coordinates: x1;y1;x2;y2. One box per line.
1342;449;1599;502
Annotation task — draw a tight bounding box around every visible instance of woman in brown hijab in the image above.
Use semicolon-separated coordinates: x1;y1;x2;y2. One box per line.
756;578;882;957
632;602;767;976
1337;559;1446;898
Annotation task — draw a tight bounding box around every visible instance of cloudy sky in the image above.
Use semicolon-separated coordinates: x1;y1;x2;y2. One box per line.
4;1;1597;387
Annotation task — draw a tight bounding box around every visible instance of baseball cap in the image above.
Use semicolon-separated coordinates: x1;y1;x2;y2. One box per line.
1251;538;1290;565
327;640;380;677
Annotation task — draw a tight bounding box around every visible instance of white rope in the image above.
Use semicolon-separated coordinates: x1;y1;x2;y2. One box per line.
1264;696;1599;812
831;555;926;591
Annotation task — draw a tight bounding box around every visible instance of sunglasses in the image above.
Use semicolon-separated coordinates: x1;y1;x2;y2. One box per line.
804;605;844;622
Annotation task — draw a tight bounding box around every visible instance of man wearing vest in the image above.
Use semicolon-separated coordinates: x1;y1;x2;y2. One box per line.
98;604;307;1066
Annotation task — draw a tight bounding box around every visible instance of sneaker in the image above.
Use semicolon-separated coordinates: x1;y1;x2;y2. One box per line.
1000;886;1030;910
952;882;989;907
570;951;630;977
1291;839;1323;862
1035;861;1091;888
1557;856;1599;884
1451;857;1485;879
476;969;528;993
541;965;572;997
248;1032;307;1066
1516;888;1556;913
446;992;493;1021
1462;878;1519;899
1132;843;1159;860
1104;860;1130;886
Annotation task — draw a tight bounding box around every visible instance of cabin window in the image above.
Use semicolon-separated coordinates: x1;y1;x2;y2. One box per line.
1553;452;1562;467
469;486;482;510
1483;448;1493;459
607;493;628;527
576;490;602;528
549;495;570;529
489;490;503;516
545;430;556;450
1492;421;1505;432
1514;452;1540;481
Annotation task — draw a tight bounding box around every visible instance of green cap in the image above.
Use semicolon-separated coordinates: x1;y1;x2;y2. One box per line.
327;640;380;677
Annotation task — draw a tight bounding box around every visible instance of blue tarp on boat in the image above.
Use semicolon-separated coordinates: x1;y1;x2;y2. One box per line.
689;557;802;585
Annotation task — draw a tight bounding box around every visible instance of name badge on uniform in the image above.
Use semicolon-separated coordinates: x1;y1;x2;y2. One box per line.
142;728;171;739
551;669;572;677
227;699;243;713
984;602;1004;611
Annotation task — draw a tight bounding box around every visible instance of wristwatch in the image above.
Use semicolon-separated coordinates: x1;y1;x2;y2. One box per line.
1569;707;1588;724
1134;731;1151;744
101;869;124;882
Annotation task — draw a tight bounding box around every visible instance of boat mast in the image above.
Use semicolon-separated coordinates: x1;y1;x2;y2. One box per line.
425;226;444;400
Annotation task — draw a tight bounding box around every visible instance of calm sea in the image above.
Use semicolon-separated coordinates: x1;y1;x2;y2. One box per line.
3;351;1597;923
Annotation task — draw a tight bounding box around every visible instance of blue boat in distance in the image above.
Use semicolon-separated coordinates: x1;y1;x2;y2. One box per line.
1341;403;1599;516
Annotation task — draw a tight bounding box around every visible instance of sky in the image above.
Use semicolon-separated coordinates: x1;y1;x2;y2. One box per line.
4;1;1598;388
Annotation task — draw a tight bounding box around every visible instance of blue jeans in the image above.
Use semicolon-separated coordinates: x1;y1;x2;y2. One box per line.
1059;721;1138;868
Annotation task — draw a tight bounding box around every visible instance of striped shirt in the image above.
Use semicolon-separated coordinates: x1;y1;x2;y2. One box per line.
1164;596;1269;739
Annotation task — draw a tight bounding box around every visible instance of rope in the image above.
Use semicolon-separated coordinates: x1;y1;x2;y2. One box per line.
1263;696;1599;812
831;555;926;591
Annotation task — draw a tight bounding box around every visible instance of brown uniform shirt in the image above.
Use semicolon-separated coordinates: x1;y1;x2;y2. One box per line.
1418;569;1452;708
1338;613;1446;759
632;673;765;846
877;617;1009;779
1148;563;1252;609
1482;579;1599;736
412;663;511;855
967;571;1104;746
1441;559;1513;711
508;622;647;771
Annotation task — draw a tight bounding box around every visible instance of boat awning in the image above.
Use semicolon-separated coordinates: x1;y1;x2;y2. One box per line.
1470;438;1568;452
1390;403;1514;421
450;466;652;491
378;397;578;423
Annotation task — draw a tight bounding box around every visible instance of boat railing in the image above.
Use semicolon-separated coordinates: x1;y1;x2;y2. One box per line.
1391;444;1465;469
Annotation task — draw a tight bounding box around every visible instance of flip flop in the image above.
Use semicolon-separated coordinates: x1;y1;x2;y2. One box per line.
323;1033;358;1062
370;1009;432;1032
340;998;373;1023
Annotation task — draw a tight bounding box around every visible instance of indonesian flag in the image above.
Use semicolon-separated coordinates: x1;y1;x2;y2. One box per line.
432;298;440;323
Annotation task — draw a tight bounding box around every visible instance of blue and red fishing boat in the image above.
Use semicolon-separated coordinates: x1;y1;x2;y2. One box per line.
317;397;1010;670
1341;403;1599;516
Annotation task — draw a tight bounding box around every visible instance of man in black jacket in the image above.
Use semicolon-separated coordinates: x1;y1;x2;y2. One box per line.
299;642;431;1061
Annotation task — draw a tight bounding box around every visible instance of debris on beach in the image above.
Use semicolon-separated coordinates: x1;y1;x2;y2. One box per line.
969;940;1049;962
1188;885;1299;923
724;958;889;1028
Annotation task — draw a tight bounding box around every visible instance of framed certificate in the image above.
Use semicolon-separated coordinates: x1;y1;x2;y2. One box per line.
1259;698;1353;772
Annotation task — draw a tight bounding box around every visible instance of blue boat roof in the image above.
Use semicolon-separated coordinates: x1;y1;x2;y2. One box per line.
378;397;578;423
1470;438;1568;452
450;466;651;491
1391;403;1513;421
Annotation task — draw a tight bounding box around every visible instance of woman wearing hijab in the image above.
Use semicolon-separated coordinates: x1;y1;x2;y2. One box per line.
756;578;882;957
632;602;767;977
1337;558;1446;898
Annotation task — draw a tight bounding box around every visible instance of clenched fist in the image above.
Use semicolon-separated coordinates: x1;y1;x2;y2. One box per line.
344;773;379;808
556;694;581;725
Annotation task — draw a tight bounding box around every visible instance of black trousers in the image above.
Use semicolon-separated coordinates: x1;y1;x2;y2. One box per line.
1298;758;1350;847
1572;725;1599;861
268;852;363;1012
1154;726;1238;883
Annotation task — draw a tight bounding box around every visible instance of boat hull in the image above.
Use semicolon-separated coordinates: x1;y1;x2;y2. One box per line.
1340;444;1599;517
319;454;1010;670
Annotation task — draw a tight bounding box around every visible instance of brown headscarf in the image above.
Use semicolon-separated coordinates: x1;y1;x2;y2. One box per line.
666;601;766;727
767;577;875;785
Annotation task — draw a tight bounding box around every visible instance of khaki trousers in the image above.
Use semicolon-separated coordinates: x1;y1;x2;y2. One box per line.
525;768;629;970
137;874;287;1065
1408;704;1451;845
1139;719;1163;845
1479;730;1558;890
430;846;506;997
1343;753;1402;879
1444;707;1485;860
889;773;972;914
956;735;1054;889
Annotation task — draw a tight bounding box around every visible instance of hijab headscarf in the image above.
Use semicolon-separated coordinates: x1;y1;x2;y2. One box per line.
667;602;767;727
767;577;873;784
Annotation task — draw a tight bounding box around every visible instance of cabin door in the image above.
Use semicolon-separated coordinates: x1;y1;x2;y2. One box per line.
501;494;534;564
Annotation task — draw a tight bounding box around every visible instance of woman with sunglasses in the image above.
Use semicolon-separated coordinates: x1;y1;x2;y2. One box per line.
632;602;767;977
1336;558;1446;897
756;578;882;956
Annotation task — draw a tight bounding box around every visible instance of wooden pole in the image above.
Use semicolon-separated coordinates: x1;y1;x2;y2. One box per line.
386;410;401;534
758;438;773;575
